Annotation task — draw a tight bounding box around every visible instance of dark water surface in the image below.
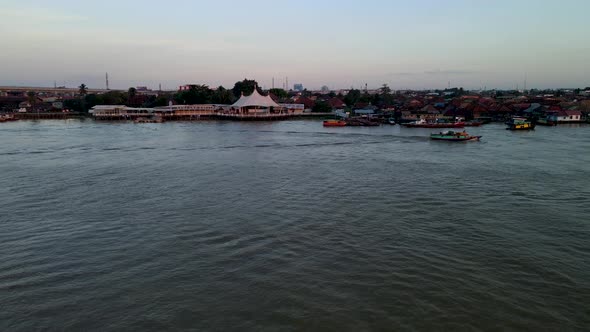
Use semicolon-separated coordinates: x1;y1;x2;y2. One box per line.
1;120;589;331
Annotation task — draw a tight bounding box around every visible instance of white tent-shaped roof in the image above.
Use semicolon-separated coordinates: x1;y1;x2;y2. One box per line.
231;87;279;108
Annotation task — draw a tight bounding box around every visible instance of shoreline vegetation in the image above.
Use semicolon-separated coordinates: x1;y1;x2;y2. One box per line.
1;79;590;124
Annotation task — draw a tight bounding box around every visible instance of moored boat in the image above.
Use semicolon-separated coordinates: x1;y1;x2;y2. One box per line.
403;118;464;128
0;114;18;122
345;117;380;127
506;117;535;130
430;131;481;142
387;117;396;125
323;120;347;127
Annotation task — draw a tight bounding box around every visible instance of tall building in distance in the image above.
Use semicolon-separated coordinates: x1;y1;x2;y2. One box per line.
293;83;303;92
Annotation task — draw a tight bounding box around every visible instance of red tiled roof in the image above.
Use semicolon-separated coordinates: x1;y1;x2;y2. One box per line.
328;97;345;108
562;109;582;116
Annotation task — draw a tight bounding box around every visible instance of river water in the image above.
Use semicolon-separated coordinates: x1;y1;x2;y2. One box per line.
1;120;589;331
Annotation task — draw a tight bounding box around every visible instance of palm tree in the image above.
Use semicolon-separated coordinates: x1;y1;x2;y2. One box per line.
78;84;88;96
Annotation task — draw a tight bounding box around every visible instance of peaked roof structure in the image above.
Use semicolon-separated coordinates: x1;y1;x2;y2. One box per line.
231;87;279;108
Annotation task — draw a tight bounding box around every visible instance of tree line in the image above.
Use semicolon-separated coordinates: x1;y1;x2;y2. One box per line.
67;79;277;112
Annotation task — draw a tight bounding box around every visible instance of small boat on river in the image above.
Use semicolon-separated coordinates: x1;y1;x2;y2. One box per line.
403;119;464;128
506;117;535;130
345;117;380;127
430;130;481;142
323;120;347;127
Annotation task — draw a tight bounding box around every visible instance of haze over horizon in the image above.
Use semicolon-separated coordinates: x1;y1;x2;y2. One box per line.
1;0;589;91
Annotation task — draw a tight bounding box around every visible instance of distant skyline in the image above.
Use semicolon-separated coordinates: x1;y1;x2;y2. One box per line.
1;0;589;90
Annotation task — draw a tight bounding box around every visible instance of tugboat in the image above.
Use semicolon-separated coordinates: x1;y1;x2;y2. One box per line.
430;130;481;142
323;119;347;127
506;117;535;130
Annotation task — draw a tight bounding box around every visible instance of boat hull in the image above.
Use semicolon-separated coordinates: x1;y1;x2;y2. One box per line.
430;136;481;141
404;123;464;128
506;124;535;130
323;120;347;127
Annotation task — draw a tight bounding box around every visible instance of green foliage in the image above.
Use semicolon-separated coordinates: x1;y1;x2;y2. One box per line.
101;91;127;105
344;89;361;106
26;91;37;105
153;95;171;107
63;98;83;112
268;88;288;100
174;85;214;104
128;87;137;99
211;86;234;104
232;79;259;98
312;100;332;113
78;84;87;96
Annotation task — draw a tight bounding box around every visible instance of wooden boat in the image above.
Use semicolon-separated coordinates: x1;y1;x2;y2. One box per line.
0;114;18;122
345;117;380;127
506;117;535;130
387;118;396;125
323;120;347;127
403;119;464;128
430;131;481;142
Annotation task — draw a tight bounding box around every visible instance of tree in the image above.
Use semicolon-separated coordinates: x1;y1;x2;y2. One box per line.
174;85;213;104
344;89;361;106
312;100;332;113
63;98;83;112
128;87;137;99
232;79;259;99
268;88;288;100
26;91;37;107
211;86;234;104
78;84;88;96
100;91;127;105
379;84;392;95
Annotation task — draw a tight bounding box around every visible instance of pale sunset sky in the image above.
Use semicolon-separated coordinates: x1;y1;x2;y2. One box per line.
1;0;589;90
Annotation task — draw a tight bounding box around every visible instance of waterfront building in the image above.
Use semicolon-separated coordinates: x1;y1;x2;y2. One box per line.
547;109;582;123
230;88;280;114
